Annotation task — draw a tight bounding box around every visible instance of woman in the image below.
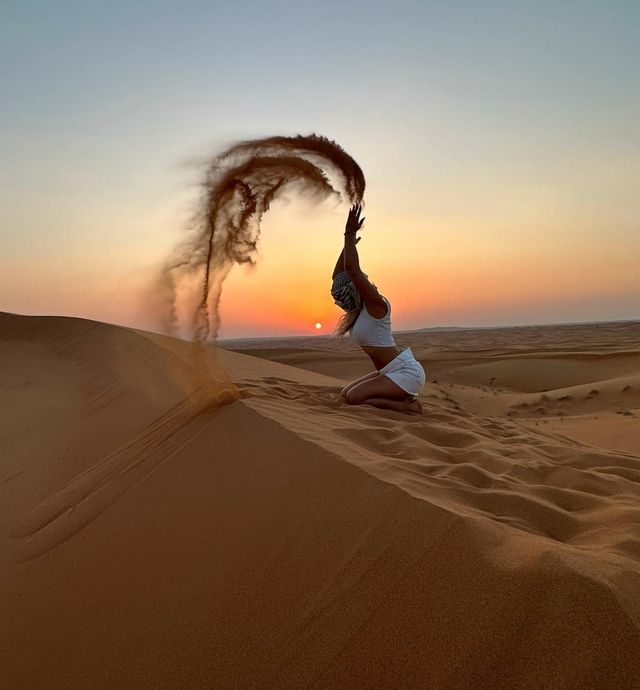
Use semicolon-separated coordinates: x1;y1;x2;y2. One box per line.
331;204;425;414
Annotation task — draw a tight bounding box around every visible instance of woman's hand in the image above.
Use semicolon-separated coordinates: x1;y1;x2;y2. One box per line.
345;203;365;238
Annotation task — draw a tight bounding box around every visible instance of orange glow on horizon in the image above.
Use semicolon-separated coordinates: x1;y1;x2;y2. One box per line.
2;197;638;338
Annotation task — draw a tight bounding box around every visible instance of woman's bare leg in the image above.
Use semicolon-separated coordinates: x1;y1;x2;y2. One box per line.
344;375;423;414
340;370;380;398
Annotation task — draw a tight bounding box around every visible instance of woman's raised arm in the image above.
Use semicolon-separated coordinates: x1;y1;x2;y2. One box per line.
332;247;346;279
343;204;387;317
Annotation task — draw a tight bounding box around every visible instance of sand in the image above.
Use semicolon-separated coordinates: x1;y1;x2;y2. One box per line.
2;312;640;688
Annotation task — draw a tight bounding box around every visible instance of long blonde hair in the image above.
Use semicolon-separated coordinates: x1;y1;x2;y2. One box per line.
334;292;363;337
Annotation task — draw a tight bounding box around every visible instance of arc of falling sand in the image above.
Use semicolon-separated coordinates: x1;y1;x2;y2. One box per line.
160;134;366;342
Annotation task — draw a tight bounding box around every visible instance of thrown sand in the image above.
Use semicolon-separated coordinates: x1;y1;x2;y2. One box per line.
2;313;640;688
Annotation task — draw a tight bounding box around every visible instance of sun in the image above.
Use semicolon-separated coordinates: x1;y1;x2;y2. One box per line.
314;322;322;330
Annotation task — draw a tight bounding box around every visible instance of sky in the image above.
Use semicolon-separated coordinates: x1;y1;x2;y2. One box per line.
1;0;638;338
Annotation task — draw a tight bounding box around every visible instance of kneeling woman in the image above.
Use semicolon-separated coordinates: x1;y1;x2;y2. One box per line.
331;204;425;414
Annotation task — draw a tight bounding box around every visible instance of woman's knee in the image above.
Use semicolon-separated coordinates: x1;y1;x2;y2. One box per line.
345;388;365;404
342;372;379;400
341;379;363;399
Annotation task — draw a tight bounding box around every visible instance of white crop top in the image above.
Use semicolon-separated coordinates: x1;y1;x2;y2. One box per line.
350;297;396;347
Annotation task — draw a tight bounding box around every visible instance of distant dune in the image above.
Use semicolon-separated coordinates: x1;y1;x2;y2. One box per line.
3;312;640;688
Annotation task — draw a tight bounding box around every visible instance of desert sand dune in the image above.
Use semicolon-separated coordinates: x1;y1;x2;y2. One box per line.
232;321;640;452
3;313;640;688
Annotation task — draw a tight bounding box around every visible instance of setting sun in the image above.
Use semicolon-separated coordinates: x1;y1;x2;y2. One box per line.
314;322;322;330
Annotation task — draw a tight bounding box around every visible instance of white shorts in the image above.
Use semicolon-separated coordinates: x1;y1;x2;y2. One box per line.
380;348;426;397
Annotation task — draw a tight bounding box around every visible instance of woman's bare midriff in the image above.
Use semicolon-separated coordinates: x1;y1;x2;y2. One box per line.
361;345;402;371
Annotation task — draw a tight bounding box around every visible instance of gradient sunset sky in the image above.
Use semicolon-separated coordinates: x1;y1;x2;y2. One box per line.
1;1;638;338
